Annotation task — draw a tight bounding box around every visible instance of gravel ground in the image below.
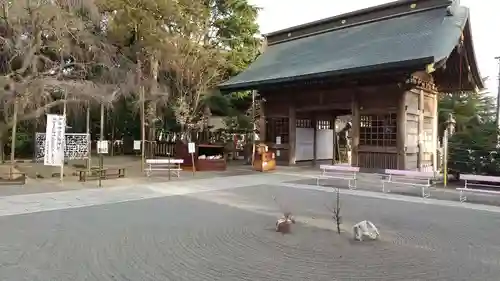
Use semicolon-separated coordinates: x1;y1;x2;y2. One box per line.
0;181;499;280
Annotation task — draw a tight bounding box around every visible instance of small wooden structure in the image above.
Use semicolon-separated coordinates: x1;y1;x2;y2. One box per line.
253;143;276;172
175;142;227;171
219;0;482;171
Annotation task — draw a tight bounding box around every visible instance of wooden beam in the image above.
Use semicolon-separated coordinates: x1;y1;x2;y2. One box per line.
351;94;360;167
296;102;352;112
259;99;266;142
432;93;439;172
397;91;407;170
312;114;317;167
417;89;424;171
332;115;337;165
288;104;296;165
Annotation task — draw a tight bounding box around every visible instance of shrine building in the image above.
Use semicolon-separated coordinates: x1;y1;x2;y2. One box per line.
218;0;483;171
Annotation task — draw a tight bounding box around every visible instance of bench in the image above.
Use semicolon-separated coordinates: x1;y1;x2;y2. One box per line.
0;172;27;185
456;174;500;202
145;159;183;177
78;167;126;182
317;165;358;189
382;170;438;198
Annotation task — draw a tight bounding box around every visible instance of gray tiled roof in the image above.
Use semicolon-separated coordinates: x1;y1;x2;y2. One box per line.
219;5;469;91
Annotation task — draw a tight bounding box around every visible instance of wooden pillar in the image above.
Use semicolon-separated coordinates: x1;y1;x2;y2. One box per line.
351;94;360;167
259;100;266;142
432;93;439;172
312;114;317;166
332;115;337;165
417;90;424;171
397;91;407;170
288;104;296;165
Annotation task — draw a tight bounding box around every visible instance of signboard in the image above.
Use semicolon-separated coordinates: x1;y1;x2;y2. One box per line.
188;142;196;175
97;140;108;154
44;114;66;166
188;142;196;154
276;136;281;145
133;140;141;150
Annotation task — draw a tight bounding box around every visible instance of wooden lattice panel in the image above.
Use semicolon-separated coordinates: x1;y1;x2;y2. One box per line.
360;113;397;147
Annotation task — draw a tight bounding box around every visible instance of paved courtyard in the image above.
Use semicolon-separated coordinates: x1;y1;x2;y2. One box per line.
0;173;499;280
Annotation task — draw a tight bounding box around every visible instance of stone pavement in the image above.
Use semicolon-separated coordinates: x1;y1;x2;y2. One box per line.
0;165;257;197
0;173;300;217
0;173;500;280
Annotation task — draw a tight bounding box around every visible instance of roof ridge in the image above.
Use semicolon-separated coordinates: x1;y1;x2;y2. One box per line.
266;0;453;45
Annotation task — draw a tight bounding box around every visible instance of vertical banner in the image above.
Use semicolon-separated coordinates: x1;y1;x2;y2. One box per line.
44;114;66;166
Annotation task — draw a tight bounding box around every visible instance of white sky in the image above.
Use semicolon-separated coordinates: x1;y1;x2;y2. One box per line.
249;0;499;94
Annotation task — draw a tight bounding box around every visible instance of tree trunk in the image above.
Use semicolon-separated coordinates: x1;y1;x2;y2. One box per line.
147;53;159;158
10;100;18;179
86;102;91;171
111;110;115;157
0;134;4;164
336;188;341;234
139;59;145;171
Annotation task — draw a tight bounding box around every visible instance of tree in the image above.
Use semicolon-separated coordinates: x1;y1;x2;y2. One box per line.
203;0;261;78
0;0;127;173
100;0;262;142
165;35;227;138
440;90;500;175
204;0;262;127
438;91;495;138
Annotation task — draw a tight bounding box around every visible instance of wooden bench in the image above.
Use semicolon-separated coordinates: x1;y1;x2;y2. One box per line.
456;174;500;202
317;165;358;189
145;159;183;177
382;169;438;198
78;168;126;182
0;172;27;185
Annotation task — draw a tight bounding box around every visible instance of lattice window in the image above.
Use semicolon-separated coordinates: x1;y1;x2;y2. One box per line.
360;114;397;146
317;120;332;130
266;117;289;144
296;119;312;128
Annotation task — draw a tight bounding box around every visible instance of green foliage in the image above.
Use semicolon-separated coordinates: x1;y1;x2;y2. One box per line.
442;91;500;175
223;114;252;132
1;0;261;159
448;122;500;176
438;92;495;137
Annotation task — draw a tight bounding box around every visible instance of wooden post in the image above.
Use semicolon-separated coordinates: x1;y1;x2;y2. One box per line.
397;91;407;170
312;114;317;167
332;115;337;165
259;100;266;142
60;93;67;183
351;94;360;167
417;90;424;171
191;153;195;176
99;103;105;188
9;97;18;179
288;104;296;165
251;90;256;166
432;93;439;172
86;101;91;173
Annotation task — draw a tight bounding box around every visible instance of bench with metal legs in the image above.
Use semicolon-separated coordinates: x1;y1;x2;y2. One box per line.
456;174;500;202
145;159;184;177
381;170;440;198
317;165;358;190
